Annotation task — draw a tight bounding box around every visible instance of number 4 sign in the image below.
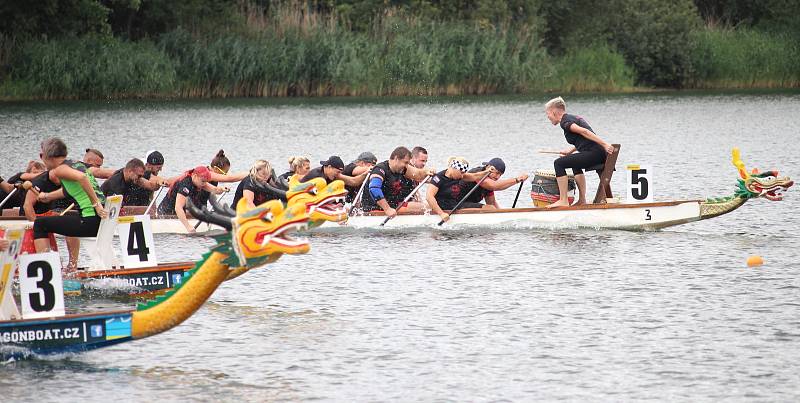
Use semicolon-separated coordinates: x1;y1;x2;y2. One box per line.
117;215;158;269
626;164;653;203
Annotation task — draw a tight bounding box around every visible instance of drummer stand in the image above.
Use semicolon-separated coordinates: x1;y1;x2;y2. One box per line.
588;144;621;204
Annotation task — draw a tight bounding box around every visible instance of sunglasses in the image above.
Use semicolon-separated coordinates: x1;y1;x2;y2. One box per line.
211;165;228;174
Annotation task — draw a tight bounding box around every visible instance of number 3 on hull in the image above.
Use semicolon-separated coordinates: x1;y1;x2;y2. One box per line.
117;215;159;269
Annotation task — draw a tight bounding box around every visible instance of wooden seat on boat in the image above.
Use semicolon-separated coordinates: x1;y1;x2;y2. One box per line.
2;208;20;217
585;144;621;204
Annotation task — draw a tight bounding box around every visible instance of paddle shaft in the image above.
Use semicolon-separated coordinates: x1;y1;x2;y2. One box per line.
194;189;228;230
348;172;370;216
380;175;431;226
144;184;166;215
537;150;562;155
0;188;17;210
437;171;491;226
511;179;525;208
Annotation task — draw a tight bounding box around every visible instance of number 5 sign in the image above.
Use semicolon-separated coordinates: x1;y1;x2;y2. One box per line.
19;252;65;319
626;164;653;203
117;215;158;269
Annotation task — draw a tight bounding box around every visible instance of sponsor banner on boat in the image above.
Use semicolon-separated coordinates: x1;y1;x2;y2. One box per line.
111;269;185;291
0;313;132;349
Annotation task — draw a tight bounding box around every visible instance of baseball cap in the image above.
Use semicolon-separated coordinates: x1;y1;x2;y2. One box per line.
192;165;212;181
145;150;164;165
483;157;506;174
320;155;345;170
356;151;377;164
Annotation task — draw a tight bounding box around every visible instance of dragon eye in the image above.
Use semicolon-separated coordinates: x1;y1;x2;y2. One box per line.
261;212;273;222
309;188;317;196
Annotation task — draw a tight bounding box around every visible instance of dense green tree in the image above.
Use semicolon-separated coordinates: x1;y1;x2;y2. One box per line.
0;0;110;38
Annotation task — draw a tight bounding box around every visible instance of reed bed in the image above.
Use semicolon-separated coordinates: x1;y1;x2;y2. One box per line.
2;18;798;100
689;29;800;88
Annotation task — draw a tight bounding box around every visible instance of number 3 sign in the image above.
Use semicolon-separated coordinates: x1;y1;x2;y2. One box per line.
117;215;158;269
626;164;653;203
19;252;65;319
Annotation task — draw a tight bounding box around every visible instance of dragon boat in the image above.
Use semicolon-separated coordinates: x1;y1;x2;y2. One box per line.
319;149;793;231
0;179;348;298
0;197;312;359
0;177;347;235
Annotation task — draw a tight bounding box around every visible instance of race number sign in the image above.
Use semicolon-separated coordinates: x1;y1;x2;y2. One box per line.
626;164;653;203
0;229;24;320
117;215;158;268
18;252;65;319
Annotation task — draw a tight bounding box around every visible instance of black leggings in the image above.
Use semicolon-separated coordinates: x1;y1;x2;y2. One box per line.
554;149;606;177
33;215;101;239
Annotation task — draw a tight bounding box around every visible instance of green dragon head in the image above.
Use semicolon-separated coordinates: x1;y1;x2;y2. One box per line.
732;148;794;201
286;176;347;228
186;197;311;268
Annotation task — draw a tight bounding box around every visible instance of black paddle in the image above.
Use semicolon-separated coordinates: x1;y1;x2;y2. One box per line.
437;171;491;226
511;178;526;208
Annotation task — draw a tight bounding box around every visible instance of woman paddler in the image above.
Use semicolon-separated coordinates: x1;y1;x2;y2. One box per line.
544;97;615;208
426;157;495;223
231;160;286;209
276;156;311;189
32;138;108;271
157;166;219;233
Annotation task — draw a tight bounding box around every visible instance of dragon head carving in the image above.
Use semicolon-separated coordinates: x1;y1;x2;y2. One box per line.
732;148;793;201
286;176;347;227
186;197;310;268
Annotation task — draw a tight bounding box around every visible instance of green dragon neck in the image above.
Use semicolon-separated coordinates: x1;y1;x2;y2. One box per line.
699;194;748;220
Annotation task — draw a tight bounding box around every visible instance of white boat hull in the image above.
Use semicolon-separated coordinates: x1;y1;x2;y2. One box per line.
319;200;704;231
0;201;703;234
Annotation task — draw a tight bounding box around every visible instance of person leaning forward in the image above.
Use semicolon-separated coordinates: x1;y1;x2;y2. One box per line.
427;157;496;223
361;146;435;219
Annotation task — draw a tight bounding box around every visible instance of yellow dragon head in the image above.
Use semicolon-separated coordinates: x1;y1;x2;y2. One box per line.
731;148;794;201
286;176;347;228
186;197;310;268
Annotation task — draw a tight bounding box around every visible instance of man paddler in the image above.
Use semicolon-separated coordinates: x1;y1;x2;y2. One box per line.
301;156;367;188
343;152;377;203
460;158;529;208
427;157;496;223
361;146;435;218
100;158;147;206
126;150;167;206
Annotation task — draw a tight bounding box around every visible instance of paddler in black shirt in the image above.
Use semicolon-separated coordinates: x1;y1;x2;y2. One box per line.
157;166;224;233
361;146;435;218
301;156;368;188
100;158;147;205
126;150;167;206
231;159;285;209
427;157;496;223
343;151;377;203
460;158;529;208
544;96;615;208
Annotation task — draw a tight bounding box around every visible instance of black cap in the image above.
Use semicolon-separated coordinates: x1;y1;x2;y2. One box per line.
356;151;377;164
145;150;164;165
483;157;505;174
320;155;345;170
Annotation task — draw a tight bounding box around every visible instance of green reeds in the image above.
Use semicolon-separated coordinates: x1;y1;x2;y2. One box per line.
690;28;800;88
551;45;635;92
4;36;176;99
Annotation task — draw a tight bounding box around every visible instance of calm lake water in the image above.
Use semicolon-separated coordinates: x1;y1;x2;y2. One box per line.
1;92;799;401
